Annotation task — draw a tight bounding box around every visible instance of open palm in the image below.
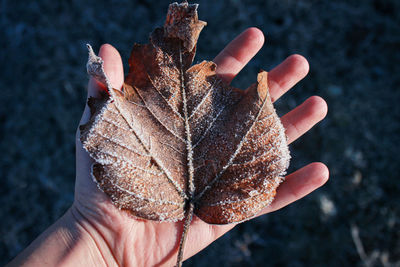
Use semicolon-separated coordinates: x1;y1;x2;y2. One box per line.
73;28;329;266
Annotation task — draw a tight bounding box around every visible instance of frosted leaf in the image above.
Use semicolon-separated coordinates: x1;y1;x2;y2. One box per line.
80;1;290;266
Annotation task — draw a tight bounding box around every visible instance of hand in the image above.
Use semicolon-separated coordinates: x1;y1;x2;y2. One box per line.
71;27;329;266
7;27;327;267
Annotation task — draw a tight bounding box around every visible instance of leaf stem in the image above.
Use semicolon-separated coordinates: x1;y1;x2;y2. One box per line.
176;202;194;267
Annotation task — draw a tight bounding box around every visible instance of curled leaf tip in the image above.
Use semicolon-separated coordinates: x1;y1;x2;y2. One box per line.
85;44;113;93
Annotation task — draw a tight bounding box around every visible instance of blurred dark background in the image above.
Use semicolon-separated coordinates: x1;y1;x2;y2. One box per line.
1;0;399;266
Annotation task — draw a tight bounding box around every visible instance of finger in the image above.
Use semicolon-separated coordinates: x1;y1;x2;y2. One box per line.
281;96;328;144
88;43;124;98
263;162;329;213
213;27;264;83
268;54;309;102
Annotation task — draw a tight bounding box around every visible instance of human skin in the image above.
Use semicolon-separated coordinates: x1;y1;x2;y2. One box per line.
7;27;329;267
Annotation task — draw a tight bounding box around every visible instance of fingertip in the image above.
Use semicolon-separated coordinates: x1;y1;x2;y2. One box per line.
307;95;328;121
282;95;328;144
309;162;330;186
214;27;265;83
287;54;309;77
99;43;119;57
98;43;124;90
244;27;265;48
268;54;310;102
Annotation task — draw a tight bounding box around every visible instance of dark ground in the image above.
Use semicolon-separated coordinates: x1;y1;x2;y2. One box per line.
1;0;399;266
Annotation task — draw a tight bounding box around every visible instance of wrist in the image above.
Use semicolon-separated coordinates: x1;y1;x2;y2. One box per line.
68;205;119;267
7;206;117;267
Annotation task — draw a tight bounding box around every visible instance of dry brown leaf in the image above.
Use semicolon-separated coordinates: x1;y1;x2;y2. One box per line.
81;1;290;265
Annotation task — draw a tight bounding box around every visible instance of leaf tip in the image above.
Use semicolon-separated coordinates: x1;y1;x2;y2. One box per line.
164;1;207;51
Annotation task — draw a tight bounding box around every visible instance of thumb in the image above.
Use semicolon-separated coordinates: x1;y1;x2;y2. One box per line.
81;44;124;125
75;44;124;180
87;43;124;98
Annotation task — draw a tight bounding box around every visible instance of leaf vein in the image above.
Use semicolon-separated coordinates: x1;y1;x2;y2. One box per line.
94;131;151;158
193;104;226;148
111;100;188;199
146;73;185;120
107;178;183;206
194;93;270;201
134;89;186;143
188;79;220;120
